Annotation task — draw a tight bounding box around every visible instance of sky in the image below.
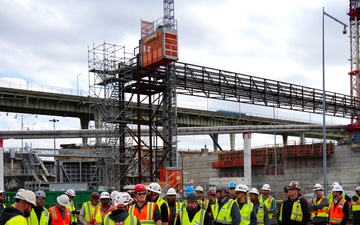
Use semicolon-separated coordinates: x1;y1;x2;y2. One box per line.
0;0;353;151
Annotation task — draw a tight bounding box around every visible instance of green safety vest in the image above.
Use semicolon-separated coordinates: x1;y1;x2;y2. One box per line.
279;198;303;222
103;213;138;225
177;208;207;225
66;201;78;223
5;215;28;225
256;201;265;225
28;207;50;225
352;194;360;211
82;201;98;222
211;198;237;225
239;199;254;225
259;195;274;219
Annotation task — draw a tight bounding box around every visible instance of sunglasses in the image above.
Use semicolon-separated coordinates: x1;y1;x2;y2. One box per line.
137;192;146;196
230;188;235;190
100;199;109;201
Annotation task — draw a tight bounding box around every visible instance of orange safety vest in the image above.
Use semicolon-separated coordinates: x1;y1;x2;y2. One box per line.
90;205;114;225
48;206;71;225
311;196;329;218
329;198;346;225
129;201;157;225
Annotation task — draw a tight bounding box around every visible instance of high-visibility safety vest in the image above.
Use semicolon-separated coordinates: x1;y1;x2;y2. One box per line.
177;208;207;225
82;201;98;223
167;201;183;221
311;196;329;218
329;198;346;225
259;195;274;219
211;198;237;225
279;198;303;222
256;201;265;225
66;201;77;223
103;212;139;225
28;207;50;225
129;201;157;225
4;215;28;225
48;206;71;225
91;205;113;225
239;199;254;225
352;194;360;211
156;197;168;213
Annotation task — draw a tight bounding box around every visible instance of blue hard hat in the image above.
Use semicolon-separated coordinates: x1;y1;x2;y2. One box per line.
185;186;195;195
229;181;236;189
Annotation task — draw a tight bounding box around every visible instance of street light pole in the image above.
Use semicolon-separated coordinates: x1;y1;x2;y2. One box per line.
322;7;347;194
77;73;82;96
49;119;59;149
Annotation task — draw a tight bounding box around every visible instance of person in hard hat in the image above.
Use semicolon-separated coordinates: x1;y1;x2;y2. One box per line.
146;182;169;225
104;192;140;225
229;181;237;200
129;184;161;225
78;192;100;225
206;190;217;207
65;189;78;225
185;186;195;196
90;191;115;225
235;184;256;225
174;192;211;225
278;181;310;225
0;189;6;211
2;189;37;224
259;184;276;225
310;183;329;225
28;190;50;225
249;187;268;225
48;194;71;225
210;182;240;225
10;188;25;208
195;185;208;210
352;186;360;225
327;182;352;207
329;184;349;225
166;188;182;225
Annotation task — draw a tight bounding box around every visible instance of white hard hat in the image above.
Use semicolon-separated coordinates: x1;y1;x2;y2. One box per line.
35;190;46;198
65;189;76;197
16;190;37;206
261;184;271;191
249;188;259;195
195;186;204;192
166;188;177;196
57;194;70;206
146;182;162;194
235;184;247;193
332;184;344;192
313;183;323;191
0;189;5;194
332;182;340;187
356;186;360;192
111;191;120;200
112;192;133;207
100;191;111;199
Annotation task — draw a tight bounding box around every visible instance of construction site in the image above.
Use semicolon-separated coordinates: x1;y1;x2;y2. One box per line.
2;0;360;199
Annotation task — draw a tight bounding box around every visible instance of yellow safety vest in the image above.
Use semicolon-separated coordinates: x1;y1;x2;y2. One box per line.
239;199;254;225
328;193;345;203
211;198;237;225
311;196;329;218
82;201;98;222
28;207;50;225
256;201;265;225
5;215;28;225
259;195;274;219
279;198;303;222
103;212;139;225
352;194;360;211
177;208;206;225
156;197;168;213
66;201;78;223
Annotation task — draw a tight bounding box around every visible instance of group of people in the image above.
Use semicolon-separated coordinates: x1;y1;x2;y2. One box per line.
0;180;359;225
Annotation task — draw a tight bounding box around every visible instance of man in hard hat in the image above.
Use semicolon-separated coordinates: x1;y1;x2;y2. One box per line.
90;191;115;225
65;188;78;225
129;183;161;225
329;184;349;225
195;185;208;210
104;192;140;225
310;184;329;225
210;182;240;225
147;182;169;225
259;184;276;225
1;189;37;224
166;188;182;225
185;186;195;196
174;192;211;225
0;189;6;211
249;187;268;225
79;192;100;225
327;182;352;208
229;182;237;200
28;190;50;225
235;184;256;225
48;194;71;224
278;181;310;225
352;186;360;225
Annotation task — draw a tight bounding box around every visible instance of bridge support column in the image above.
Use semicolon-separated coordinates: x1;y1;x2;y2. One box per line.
80;116;90;146
300;132;305;145
282;134;288;145
212;134;219;152
243;132;252;186
94;112;103;145
230;134;235;151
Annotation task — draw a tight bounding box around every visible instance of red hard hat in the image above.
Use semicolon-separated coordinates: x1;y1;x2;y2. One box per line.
134;184;146;193
207;190;215;195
